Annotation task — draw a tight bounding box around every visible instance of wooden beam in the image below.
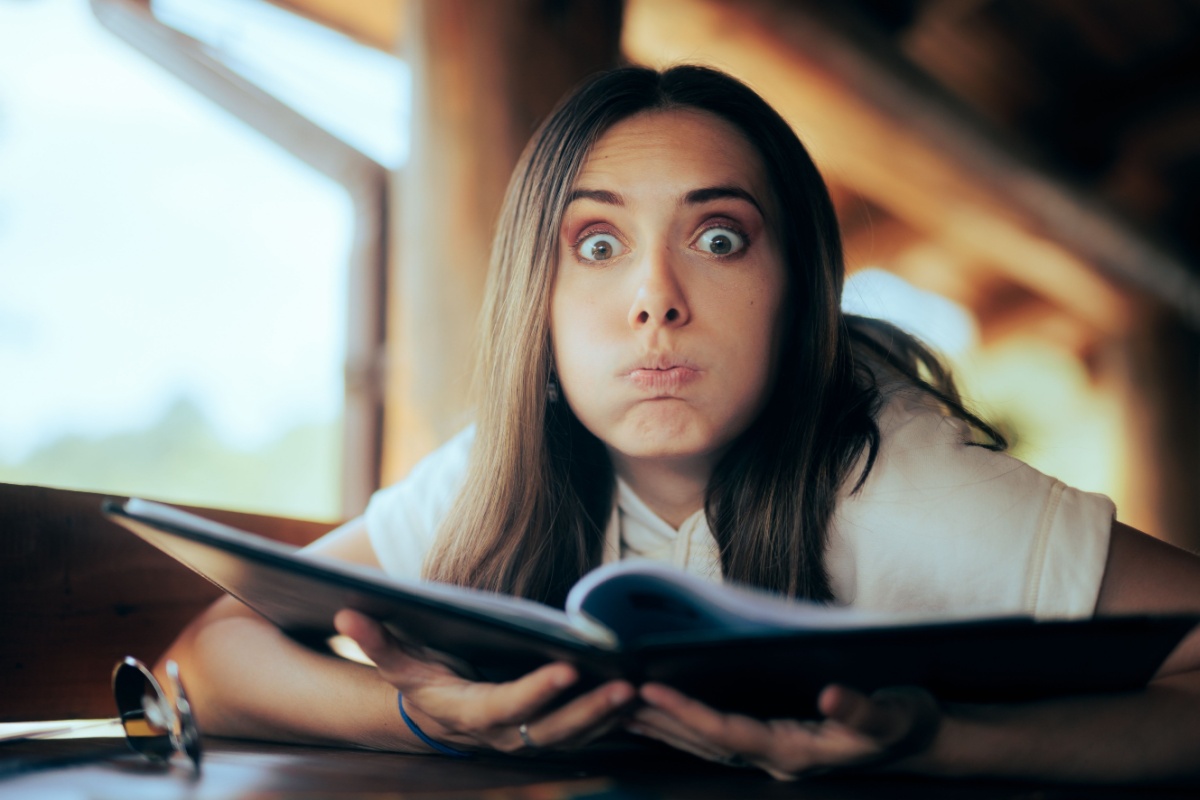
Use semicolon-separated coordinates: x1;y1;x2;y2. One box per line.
622;0;1200;332
383;0;623;481
1102;311;1200;551
840;209;922;275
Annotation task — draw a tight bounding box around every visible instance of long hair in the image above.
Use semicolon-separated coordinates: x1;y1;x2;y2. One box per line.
422;65;1002;606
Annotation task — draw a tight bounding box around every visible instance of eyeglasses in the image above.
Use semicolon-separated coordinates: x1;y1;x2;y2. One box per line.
113;657;202;772
0;657;202;775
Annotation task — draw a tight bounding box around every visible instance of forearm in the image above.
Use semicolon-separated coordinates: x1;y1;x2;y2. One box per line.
909;671;1200;782
157;602;425;753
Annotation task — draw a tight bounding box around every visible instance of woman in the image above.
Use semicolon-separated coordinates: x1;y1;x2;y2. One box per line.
161;65;1200;781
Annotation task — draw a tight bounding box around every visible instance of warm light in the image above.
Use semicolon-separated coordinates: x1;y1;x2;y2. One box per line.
841;268;1127;519
327;634;375;666
952;337;1126;511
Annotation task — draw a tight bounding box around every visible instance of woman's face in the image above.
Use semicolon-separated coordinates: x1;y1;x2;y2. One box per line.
550;108;788;476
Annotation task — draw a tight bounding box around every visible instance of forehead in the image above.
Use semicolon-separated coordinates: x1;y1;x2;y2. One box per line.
573;108;772;197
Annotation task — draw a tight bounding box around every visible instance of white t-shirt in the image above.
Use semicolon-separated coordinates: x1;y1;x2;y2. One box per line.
366;388;1115;620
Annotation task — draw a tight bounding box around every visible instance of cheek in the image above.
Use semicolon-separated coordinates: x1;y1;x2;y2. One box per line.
733;330;780;415
550;284;602;392
729;268;787;345
728;277;789;401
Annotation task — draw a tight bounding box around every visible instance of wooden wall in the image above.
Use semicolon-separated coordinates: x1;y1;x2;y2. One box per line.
0;484;331;721
381;0;623;482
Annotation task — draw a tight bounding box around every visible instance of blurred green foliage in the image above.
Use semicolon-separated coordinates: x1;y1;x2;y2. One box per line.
0;396;341;521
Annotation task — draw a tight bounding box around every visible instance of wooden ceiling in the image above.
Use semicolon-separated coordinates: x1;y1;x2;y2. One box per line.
886;0;1200;323
901;0;1200;240
276;0;1200;352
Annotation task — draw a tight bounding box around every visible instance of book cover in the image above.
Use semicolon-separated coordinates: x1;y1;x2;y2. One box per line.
104;498;1197;718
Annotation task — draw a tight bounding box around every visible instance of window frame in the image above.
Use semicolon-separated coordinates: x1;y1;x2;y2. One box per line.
89;0;389;518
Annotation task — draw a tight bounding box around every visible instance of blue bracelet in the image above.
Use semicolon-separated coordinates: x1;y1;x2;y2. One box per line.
397;692;472;758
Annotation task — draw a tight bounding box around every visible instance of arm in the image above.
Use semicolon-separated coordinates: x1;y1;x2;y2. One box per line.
157;517;633;754
154;517;409;749
629;521;1200;782
913;521;1200;781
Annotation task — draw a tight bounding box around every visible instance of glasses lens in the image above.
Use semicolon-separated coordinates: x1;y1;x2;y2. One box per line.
166;660;203;772
111;657;175;764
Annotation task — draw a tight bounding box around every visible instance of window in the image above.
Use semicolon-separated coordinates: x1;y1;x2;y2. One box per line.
0;0;400;520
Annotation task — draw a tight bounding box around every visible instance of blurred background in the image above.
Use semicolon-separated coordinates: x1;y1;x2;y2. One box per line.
0;0;1197;551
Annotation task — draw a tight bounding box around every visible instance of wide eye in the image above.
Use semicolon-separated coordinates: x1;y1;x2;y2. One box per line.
694;226;745;257
576;232;625;262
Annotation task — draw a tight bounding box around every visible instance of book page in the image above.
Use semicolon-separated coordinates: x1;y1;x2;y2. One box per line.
565;561;1018;644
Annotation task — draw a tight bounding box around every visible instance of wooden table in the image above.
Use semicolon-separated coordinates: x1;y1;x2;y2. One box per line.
2;737;1198;799
5;486;1199;797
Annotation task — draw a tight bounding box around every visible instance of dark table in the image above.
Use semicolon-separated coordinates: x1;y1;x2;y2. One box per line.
2;737;1198;799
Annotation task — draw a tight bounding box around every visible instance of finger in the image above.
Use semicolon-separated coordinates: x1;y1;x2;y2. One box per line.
393;662;578;751
640;684;880;776
516;680;635;750
334;609;409;662
333;608;381;648
626;714;732;764
630;707;730;759
333;610;450;686
817;684;875;730
457;662;579;730
422;667;599;753
411;661;578;742
639;685;777;759
818;684;928;746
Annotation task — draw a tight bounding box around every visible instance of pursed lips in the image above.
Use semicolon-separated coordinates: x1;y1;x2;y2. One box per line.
622;355;702;394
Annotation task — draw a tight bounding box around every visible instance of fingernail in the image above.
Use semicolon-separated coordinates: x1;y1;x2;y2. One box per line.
552;667;576;689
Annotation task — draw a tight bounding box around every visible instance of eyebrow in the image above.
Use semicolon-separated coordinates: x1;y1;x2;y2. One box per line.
683;186;764;215
565;185;764;215
566;188;623;206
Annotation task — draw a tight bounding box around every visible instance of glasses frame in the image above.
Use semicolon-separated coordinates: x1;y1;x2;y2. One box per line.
111;656;203;773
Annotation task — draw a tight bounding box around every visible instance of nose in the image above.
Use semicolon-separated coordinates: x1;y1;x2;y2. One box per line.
628;246;691;330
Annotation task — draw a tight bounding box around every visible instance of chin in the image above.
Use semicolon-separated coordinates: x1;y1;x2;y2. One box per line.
611;427;723;465
579;406;734;466
623;443;706;461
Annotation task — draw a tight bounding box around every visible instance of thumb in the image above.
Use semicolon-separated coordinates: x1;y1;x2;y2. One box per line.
819;685;939;750
334;609;391;657
333;609;440;680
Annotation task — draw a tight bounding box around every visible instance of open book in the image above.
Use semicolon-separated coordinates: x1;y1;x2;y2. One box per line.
105;498;1196;718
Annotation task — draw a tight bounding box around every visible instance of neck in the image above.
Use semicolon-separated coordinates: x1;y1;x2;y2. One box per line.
610;453;711;529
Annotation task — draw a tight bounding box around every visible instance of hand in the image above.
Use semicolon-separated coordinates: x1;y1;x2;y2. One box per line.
334;609;636;755
627;683;941;780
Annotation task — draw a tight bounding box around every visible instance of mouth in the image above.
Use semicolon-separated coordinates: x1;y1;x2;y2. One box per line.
623;356;702;394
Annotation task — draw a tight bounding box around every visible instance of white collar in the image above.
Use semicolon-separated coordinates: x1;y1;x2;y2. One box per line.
602;478;718;578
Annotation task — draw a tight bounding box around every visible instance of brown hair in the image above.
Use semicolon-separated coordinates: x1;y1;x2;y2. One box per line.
422;65;1002;606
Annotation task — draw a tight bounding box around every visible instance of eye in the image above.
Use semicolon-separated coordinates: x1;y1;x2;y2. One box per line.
576;232;625;262
694;226;746;257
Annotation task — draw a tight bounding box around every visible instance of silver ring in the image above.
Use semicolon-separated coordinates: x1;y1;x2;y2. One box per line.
518;722;538;750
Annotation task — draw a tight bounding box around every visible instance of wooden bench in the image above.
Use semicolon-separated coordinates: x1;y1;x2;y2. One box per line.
0;483;332;721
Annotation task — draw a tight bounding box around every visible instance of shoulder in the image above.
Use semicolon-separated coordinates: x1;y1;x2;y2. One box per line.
827;388;1114;619
364;426;476;579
